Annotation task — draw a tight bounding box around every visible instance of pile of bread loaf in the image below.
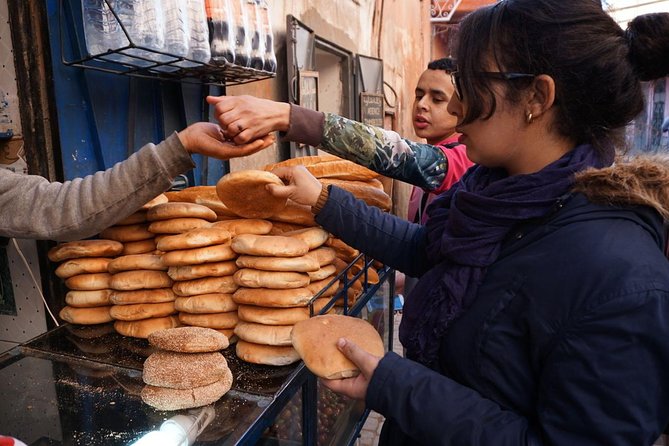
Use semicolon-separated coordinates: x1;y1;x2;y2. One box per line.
141;326;233;410
51;155;388;354
229;228;339;366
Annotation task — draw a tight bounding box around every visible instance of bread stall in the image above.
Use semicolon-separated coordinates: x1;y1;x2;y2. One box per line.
0;1;403;444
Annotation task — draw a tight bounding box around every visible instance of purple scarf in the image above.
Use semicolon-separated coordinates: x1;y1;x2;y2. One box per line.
399;144;612;369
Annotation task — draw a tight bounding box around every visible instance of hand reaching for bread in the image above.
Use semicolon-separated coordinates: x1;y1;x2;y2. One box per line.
267;166;323;207
177;122;275;160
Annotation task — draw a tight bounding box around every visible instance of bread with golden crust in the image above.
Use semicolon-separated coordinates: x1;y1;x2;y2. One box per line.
291;314;385;379
141;368;233;410
48;239;123;262
148;326;229;352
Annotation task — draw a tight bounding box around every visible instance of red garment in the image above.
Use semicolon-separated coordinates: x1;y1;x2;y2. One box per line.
407;134;472;224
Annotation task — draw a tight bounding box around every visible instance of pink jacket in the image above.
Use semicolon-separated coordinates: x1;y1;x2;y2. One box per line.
407;134;473;224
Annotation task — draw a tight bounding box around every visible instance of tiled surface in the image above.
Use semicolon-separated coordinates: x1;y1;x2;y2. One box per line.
357;312;402;446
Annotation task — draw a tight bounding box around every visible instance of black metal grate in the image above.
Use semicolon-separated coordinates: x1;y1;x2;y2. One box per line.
59;0;275;87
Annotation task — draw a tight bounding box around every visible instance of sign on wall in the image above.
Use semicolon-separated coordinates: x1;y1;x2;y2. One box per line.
360;92;384;127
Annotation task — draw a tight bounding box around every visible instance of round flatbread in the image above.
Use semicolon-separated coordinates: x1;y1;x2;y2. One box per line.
148;217;212;234
143;350;229;389
231;234;309;257
141;369;232;410
65;289;113;308
114;315;180;338
235;254;320;272
233;268;311;289
209;219;273;235
121;238;157;255
232;287;313;308
147;202;218;222
55;257;112;279
172;276;238;297
235;340;300;366
167;261;238;281
178;311;239;329
110;288;176;305
110;270;173;291
161;243;237;267
156;227;232;252
48;240;123;263
291;314;385;379
234;321;293;346
59;305;113;325
174;293;237;314
216;170;287;219
283;227;329;250
109;301;176;321
237;298;331;325
107;254;166;274
65;273;112;291
148;326;230;352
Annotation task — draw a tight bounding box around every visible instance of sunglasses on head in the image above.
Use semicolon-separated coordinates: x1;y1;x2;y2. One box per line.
450;71;536;101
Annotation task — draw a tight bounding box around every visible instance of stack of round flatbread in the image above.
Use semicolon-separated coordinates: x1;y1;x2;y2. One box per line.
107;253;180;338
230;229;339;366
147;201;218;238
159;225;240;340
49;239;122;325
141;326;233;410
99;194;168;256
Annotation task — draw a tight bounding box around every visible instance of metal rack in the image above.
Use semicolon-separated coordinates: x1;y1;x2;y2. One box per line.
59;0;276;86
0;257;395;446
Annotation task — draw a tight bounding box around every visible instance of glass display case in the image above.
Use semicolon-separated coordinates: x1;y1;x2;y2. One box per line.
0;258;394;446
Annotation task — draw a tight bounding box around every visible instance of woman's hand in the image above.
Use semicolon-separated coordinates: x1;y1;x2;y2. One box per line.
206;95;291;145
177;122;275;160
266;166;323;207
321;338;381;401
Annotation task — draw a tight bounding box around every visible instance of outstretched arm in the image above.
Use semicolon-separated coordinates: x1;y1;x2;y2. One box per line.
208;96;450;191
0;124;273;241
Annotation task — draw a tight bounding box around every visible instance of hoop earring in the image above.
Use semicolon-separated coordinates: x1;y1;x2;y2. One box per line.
526;112;533;124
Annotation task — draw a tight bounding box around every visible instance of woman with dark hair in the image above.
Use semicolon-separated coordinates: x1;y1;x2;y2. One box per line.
261;2;669;445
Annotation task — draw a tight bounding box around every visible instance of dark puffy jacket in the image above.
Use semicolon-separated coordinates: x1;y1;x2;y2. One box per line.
315;158;669;446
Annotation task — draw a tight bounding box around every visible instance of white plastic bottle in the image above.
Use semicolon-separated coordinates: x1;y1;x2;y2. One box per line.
259;0;276;73
163;0;190;58
81;0;123;56
121;0;168;65
182;0;211;65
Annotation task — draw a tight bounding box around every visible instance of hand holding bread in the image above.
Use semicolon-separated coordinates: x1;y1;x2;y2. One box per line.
267;166;323;207
319;337;382;401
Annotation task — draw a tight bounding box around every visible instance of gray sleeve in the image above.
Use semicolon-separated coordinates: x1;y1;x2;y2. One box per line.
0;132;195;241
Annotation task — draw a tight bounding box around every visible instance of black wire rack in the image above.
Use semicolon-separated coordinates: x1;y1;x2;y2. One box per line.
59;0;276;86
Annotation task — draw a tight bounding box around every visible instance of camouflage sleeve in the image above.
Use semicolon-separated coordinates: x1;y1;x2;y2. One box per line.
319;113;448;191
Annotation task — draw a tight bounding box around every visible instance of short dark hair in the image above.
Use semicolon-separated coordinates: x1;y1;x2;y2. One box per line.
427;57;457;73
453;0;669;152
